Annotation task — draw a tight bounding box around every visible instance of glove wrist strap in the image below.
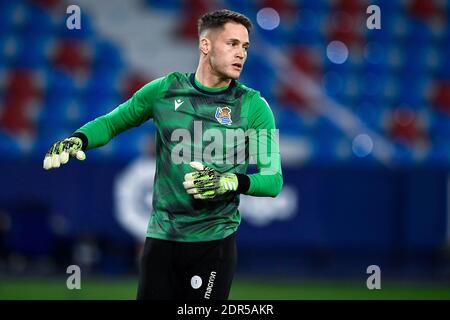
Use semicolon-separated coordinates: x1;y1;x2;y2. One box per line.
235;173;250;194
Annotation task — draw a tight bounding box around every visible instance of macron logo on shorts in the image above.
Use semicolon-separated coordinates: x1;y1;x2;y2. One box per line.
204;271;216;299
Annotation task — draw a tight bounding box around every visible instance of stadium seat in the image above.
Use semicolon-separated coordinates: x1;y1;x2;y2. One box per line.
18;5;54;36
91;41;123;74
225;0;257;18
13;34;51;69
144;0;182;11
52;39;90;75
431;80;450;114
241;54;276;98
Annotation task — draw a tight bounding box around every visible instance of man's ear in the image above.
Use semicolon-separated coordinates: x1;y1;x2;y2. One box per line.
199;37;210;56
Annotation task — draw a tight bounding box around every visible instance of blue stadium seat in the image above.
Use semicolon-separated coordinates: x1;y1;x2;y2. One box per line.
276;108;302;135
259;26;290;47
363;42;389;71
46;70;77;97
354;70;385;102
429;111;450;140
396;71;429;109
40;94;73;125
0;34;12;65
0;2;16;36
81;90;121;124
240;54;276;98
19;5;54;36
145;0;182;11
408;19;432;43
291;21;323;46
372;0;403;10
400;40;429;74
84;70;119;98
40;70;78;125
81;71;121;121
225;0;257;17
298;0;330;11
13;34;51;68
91;41;124;74
436;44;450;78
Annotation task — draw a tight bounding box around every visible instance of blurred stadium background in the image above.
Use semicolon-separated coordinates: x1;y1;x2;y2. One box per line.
1;0;450;299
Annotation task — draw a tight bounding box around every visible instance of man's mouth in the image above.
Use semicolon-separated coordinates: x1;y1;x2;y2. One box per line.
232;63;242;70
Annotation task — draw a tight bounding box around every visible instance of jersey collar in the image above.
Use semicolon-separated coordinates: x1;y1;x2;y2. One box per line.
190;73;236;95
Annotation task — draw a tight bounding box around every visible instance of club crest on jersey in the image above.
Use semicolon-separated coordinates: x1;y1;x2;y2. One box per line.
215;106;232;125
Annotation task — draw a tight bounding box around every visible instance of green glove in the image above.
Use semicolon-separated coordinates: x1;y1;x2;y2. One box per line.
43;137;86;170
183;161;238;200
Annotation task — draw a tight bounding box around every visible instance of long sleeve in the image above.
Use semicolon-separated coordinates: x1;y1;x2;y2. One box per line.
74;76;164;149
243;93;283;197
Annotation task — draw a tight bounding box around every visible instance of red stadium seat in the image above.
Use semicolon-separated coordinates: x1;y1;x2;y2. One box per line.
0;70;39;135
276;84;314;113
120;73;153;101
4;70;38;104
409;0;442;21
289;45;322;80
431;81;450;114
31;0;61;10
334;0;363;16
52;40;91;76
388;108;427;145
327;0;364;46
175;0;211;39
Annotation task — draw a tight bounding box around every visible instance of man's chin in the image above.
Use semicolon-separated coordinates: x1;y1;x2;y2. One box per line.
228;70;241;80
217;69;242;81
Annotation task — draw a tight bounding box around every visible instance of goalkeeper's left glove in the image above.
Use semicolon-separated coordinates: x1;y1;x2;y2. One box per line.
183;161;238;200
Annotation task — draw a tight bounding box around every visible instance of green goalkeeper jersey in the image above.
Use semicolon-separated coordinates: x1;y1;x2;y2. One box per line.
75;72;282;241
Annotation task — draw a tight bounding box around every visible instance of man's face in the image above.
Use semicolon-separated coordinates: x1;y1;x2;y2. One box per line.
205;22;250;80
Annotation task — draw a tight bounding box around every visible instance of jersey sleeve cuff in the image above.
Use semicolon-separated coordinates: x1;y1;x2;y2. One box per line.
235;173;250;194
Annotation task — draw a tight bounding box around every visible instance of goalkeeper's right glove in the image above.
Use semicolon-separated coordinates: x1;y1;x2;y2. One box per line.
43;136;86;170
183;161;239;200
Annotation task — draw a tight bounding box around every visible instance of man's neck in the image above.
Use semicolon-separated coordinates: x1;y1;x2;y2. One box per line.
195;63;232;88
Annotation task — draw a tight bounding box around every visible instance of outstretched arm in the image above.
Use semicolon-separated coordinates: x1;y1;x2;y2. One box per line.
43;76;164;170
74;77;164;149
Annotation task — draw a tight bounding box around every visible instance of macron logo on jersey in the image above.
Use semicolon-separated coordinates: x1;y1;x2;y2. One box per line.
174;99;184;111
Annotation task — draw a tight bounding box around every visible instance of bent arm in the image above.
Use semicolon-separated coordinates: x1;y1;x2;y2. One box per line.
238;94;283;197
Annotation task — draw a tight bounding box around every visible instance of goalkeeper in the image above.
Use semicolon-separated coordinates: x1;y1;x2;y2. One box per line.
43;9;283;300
